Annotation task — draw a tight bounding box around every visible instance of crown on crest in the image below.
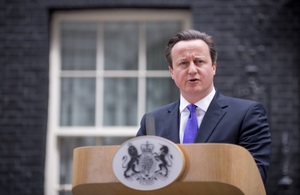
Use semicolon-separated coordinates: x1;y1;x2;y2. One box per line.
140;141;154;153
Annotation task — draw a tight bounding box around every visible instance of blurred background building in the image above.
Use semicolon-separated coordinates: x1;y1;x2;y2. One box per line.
0;0;299;195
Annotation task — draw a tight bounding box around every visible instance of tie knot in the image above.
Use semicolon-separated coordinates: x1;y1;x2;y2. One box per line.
187;104;197;113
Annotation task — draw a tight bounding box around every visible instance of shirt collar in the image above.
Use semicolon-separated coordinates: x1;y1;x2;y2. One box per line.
180;88;216;113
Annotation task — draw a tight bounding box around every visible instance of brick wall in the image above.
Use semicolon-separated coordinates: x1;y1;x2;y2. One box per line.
0;0;299;194
0;1;49;194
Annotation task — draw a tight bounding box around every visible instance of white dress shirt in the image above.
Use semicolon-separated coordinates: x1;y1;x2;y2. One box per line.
179;88;216;143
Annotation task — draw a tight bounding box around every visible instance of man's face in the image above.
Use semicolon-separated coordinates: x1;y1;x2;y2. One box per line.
169;39;216;103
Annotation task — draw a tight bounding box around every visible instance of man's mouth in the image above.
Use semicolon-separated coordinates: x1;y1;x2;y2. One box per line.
188;78;199;83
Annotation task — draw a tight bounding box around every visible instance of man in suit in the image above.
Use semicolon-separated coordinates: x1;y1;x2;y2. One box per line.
136;29;271;184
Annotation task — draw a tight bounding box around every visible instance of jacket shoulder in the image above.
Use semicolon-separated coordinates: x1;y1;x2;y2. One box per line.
148;100;180;115
215;91;262;107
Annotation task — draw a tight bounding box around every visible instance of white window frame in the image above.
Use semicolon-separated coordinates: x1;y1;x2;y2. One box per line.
45;9;191;195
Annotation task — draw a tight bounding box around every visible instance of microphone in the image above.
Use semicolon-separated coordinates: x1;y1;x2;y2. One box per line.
145;114;156;135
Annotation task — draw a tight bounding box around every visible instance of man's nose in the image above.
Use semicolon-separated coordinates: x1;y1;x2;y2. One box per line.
188;62;197;74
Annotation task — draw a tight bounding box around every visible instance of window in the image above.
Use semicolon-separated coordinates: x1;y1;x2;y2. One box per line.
46;9;191;195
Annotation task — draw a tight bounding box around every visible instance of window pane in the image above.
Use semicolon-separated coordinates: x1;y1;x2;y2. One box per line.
59;136;132;185
146;22;182;70
61;22;97;70
59;191;72;195
60;78;95;126
146;78;179;111
104;22;138;70
103;78;137;126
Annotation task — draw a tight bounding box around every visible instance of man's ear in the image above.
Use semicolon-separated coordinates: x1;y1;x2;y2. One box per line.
169;66;174;78
212;63;217;75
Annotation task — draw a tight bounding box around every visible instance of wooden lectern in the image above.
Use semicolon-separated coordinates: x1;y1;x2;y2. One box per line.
72;144;266;195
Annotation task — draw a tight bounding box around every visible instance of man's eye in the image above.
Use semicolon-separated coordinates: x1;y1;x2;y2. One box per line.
195;60;204;65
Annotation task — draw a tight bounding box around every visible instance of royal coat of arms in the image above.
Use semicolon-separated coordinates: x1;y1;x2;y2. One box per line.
122;141;172;185
113;136;185;191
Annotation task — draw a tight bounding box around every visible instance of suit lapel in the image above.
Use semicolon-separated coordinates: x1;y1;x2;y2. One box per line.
195;92;228;142
163;101;180;143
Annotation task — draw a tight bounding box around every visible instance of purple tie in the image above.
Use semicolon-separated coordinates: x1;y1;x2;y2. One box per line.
183;104;198;143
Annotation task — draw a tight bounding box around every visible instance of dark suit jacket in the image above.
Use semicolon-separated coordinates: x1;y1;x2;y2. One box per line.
137;91;271;184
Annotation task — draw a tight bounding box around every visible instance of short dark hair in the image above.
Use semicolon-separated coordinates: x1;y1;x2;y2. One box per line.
165;29;217;67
